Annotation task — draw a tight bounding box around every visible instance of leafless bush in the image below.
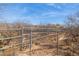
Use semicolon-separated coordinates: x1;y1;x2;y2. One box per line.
64;12;79;55
65;12;79;42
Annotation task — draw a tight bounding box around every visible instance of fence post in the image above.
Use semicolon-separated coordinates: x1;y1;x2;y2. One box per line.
29;27;32;55
20;28;24;51
57;31;59;55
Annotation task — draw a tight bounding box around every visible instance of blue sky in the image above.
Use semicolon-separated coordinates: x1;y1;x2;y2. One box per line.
0;3;79;24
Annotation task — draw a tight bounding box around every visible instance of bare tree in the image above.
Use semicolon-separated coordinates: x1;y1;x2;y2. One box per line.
65;12;79;42
64;12;79;55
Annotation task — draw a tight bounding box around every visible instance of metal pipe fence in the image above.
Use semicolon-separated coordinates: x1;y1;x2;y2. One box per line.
0;27;78;56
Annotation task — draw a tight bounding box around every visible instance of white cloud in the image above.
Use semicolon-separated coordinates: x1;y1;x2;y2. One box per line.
46;3;62;9
41;11;66;18
46;3;55;6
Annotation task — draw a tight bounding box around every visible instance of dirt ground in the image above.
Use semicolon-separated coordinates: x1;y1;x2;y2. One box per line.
1;33;78;56
16;44;57;56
